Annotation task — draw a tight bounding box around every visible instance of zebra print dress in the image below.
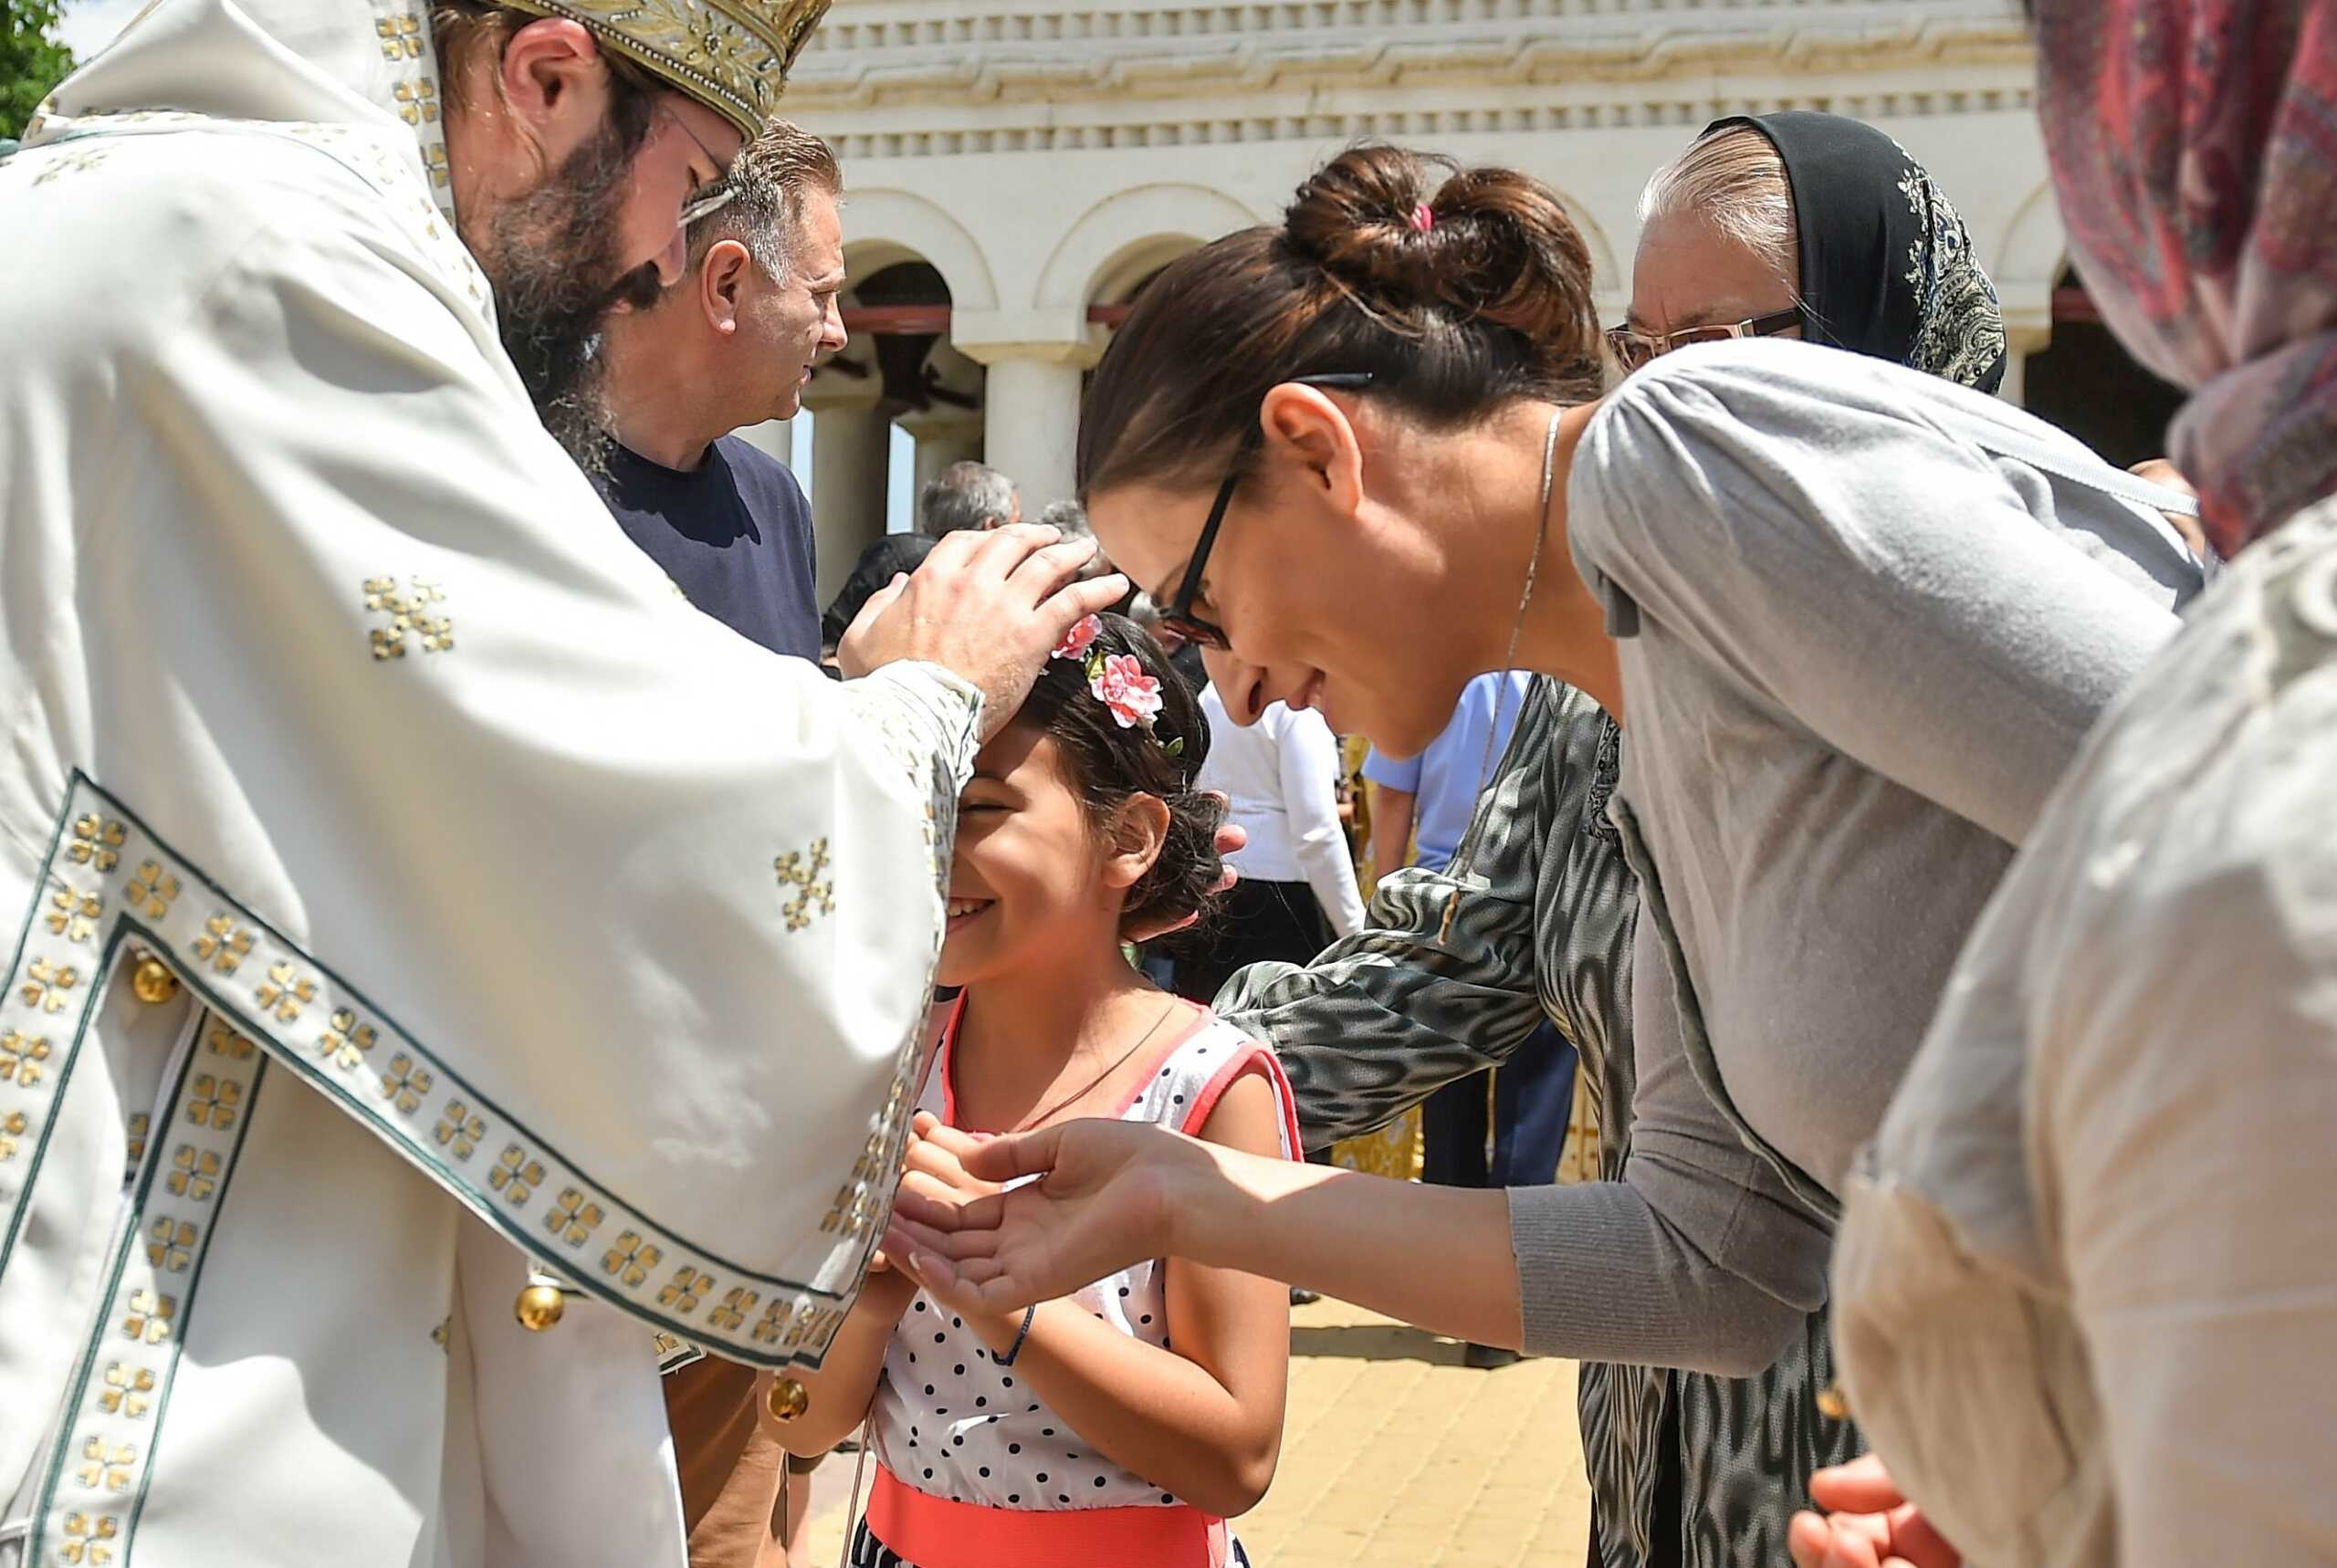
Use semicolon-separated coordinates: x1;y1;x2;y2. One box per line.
1221;678;1861;1568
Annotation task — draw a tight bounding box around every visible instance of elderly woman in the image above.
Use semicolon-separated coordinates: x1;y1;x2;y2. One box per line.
887;132;2200;1568
1796;4;2337;1565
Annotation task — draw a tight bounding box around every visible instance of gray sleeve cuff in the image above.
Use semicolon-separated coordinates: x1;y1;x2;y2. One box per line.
1504;1175;1820;1377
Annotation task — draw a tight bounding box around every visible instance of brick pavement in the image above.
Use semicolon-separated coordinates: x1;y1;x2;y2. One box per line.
803;1295;1591;1566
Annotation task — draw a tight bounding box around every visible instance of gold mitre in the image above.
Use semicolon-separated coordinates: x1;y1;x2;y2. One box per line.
497;0;832;136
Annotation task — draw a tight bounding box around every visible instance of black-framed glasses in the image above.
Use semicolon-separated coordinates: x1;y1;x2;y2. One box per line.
1158;371;1376;651
1604;306;1804;373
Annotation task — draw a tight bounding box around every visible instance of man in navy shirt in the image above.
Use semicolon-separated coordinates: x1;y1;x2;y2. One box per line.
593;120;851;1568
597;120;848;663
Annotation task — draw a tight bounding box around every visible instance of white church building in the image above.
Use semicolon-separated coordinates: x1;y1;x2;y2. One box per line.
751;0;2176;600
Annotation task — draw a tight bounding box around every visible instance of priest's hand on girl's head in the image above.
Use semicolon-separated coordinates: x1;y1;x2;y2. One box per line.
833;524;1130;740
1787;1456;1961;1568
890;1118;1205;1314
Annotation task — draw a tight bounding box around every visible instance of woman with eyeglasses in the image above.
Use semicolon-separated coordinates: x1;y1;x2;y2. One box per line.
1616;111;2008;394
1177;112;2032;1568
886;141;2202;1560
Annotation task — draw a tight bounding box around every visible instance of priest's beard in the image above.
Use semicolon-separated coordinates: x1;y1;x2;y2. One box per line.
474;117;666;479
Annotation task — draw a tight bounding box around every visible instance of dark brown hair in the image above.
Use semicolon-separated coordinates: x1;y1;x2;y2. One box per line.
432;1;663;165
1015;615;1225;939
1077;144;1606;499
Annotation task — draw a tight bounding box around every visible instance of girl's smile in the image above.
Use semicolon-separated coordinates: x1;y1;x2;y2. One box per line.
945;895;995;935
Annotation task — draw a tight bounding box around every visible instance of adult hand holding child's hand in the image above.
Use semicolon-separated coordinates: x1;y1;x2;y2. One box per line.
837;525;1127;741
886;1117;1212;1316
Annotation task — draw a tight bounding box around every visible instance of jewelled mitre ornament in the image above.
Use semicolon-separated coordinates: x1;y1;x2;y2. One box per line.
496;0;833;135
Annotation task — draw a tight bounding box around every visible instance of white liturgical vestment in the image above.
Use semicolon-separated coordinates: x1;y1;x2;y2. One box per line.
0;3;977;1563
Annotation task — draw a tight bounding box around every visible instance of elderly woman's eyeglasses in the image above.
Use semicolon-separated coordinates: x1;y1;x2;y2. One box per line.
1605;306;1805;373
1158;371;1376;652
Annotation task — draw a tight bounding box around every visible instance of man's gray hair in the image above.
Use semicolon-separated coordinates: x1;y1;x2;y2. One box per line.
1035;499;1091;539
688;119;842;284
919;461;1019;538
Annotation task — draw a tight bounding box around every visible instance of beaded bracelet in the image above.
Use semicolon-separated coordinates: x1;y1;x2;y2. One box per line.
994;1305;1037;1367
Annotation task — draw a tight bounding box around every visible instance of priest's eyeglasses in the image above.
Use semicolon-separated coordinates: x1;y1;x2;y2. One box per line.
1604;306;1805;373
1158;371;1376;653
661;98;740;229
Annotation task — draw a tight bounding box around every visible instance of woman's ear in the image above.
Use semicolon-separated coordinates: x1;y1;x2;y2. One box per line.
1099;792;1171;894
1258;381;1368;522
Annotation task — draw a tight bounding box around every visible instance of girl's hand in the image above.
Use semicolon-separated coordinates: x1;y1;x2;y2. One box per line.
888;1119;1207;1313
886;1118;1022;1334
1787;1456;1961;1568
900;1113;1002;1204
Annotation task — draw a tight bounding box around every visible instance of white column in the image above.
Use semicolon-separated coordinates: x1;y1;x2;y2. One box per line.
1999;320;2052;410
951;312;1102;514
728;417;798;472
910;425;985;498
800;379;892;605
975;353;1085;510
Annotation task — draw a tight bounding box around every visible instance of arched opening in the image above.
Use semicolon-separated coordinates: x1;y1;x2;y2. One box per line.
2023;263;2186;469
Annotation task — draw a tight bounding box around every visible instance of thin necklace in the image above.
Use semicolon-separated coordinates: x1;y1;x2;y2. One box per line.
1441;407;1565;946
1472;406;1567;802
1006;998;1182;1134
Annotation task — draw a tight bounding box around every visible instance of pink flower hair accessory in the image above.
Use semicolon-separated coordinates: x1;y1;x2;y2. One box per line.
1051;617;1189;758
1410;203;1434;234
1089;653;1165;732
1051;613;1103;662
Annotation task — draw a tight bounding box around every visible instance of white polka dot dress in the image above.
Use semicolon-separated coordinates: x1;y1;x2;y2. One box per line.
865;1008;1299;1551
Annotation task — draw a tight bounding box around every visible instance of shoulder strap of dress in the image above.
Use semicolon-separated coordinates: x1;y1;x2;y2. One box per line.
1177;1029;1305;1161
924;990;966;1125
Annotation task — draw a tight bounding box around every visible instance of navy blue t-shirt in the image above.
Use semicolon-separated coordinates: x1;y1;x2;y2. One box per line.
596;435;822;660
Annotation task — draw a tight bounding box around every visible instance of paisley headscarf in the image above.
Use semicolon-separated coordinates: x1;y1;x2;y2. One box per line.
1706;110;2008;392
2036;0;2337;553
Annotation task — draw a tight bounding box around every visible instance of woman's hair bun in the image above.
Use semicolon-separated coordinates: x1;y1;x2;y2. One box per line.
1283;143;1600;383
1077;141;1608;501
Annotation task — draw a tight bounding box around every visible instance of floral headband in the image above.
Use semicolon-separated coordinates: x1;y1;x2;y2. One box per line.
1051;615;1184;758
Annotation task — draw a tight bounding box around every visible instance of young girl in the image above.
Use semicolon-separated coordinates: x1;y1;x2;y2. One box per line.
770;613;1299;1568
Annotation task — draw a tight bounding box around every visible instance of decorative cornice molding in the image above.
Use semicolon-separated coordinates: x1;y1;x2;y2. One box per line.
807;81;2036;162
785;1;2033;104
782;0;2038;154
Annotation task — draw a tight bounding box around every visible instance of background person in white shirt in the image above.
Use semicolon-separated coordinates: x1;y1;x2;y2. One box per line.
1367;673;1577;1369
1176;686;1365;1006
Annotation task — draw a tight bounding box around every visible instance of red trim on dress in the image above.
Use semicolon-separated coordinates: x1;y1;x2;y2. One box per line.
1179;1040;1305;1158
868;1466;1231;1568
933;991;969;1129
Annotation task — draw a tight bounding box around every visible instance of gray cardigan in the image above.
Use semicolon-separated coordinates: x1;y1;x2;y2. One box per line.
1225;339;2204;1374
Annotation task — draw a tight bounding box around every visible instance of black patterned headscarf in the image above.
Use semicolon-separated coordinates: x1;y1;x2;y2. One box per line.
1705;110;2008;393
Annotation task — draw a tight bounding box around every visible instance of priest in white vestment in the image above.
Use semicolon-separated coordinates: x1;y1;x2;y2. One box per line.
0;3;1119;1563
